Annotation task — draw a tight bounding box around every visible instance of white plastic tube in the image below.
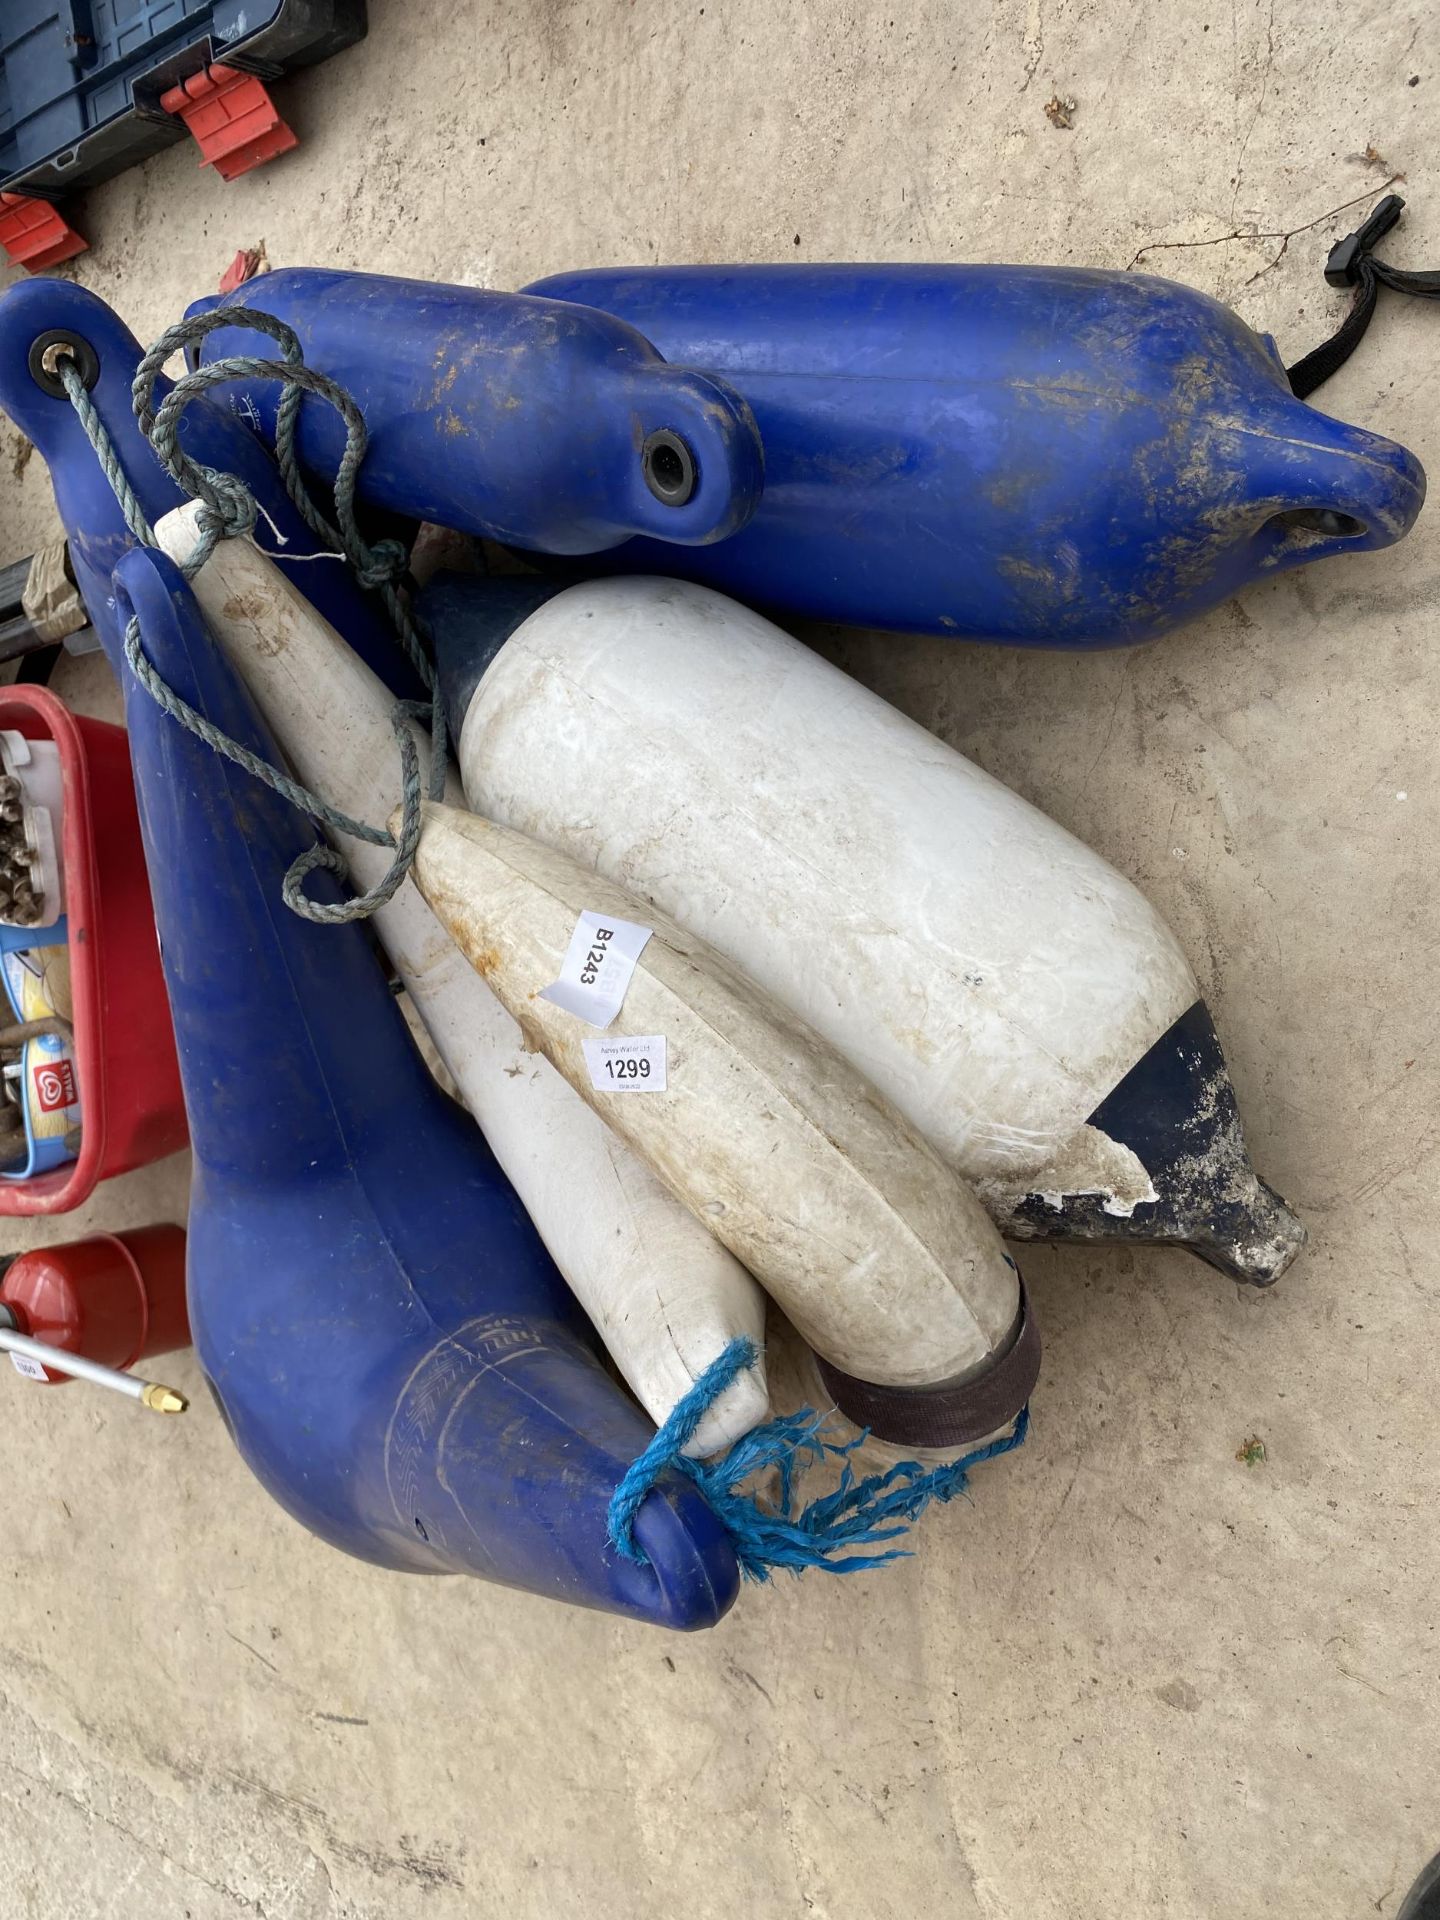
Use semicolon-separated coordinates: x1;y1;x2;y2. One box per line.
154;508;768;1457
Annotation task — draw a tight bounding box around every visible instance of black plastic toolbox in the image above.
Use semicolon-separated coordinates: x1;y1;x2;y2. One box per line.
0;2;366;198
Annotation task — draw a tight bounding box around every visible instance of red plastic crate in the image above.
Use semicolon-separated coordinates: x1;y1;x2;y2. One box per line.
0;687;187;1214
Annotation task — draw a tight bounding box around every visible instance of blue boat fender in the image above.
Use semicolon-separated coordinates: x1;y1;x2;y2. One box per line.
521;261;1426;646
0;278;416;696
110;545;738;1630
186;269;765;554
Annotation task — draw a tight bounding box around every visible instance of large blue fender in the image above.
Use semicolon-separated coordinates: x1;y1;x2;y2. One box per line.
522;263;1427;647
0;277;416;695
110;547;739;1631
186;269;765;553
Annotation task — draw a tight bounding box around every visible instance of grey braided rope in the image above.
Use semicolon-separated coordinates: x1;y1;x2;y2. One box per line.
60;361;155;547
58;306;449;924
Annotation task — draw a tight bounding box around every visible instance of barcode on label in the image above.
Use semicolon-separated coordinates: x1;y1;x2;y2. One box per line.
10;1352;48;1381
540;910;653;1029
582;1033;667;1093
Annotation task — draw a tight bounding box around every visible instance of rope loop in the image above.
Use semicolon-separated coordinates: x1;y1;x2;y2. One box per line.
62;302;448;922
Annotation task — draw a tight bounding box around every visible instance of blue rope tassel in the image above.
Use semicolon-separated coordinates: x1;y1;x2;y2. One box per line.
608;1339;1030;1583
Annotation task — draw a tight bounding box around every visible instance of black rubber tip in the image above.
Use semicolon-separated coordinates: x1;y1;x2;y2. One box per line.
995;1001;1305;1287
814;1278;1040;1451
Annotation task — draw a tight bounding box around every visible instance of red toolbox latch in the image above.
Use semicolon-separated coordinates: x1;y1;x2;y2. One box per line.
160;64;299;182
0;194;89;273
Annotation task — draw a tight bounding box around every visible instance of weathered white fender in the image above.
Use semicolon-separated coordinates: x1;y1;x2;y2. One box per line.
406;800;1039;1449
431;574;1303;1285
152;507;767;1456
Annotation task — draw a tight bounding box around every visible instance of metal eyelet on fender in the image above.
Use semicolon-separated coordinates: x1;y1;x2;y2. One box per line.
28;330;99;399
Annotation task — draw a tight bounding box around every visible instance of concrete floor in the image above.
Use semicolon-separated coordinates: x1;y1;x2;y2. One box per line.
1;1;1437;1914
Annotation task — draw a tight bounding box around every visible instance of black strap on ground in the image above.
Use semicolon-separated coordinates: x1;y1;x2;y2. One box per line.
1287;194;1440;399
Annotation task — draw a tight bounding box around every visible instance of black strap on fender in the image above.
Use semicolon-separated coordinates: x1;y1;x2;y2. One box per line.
1287;194;1440;399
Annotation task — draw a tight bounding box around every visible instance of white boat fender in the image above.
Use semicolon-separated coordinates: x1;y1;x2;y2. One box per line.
423;572;1304;1288
152;503;769;1459
403;798;1042;1452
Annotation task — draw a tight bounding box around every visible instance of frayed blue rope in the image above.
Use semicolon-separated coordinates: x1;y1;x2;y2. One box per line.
608;1338;1030;1583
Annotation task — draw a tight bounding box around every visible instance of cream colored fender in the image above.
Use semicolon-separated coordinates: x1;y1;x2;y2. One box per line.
152;507;767;1457
406;800;1038;1449
435;575;1302;1285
